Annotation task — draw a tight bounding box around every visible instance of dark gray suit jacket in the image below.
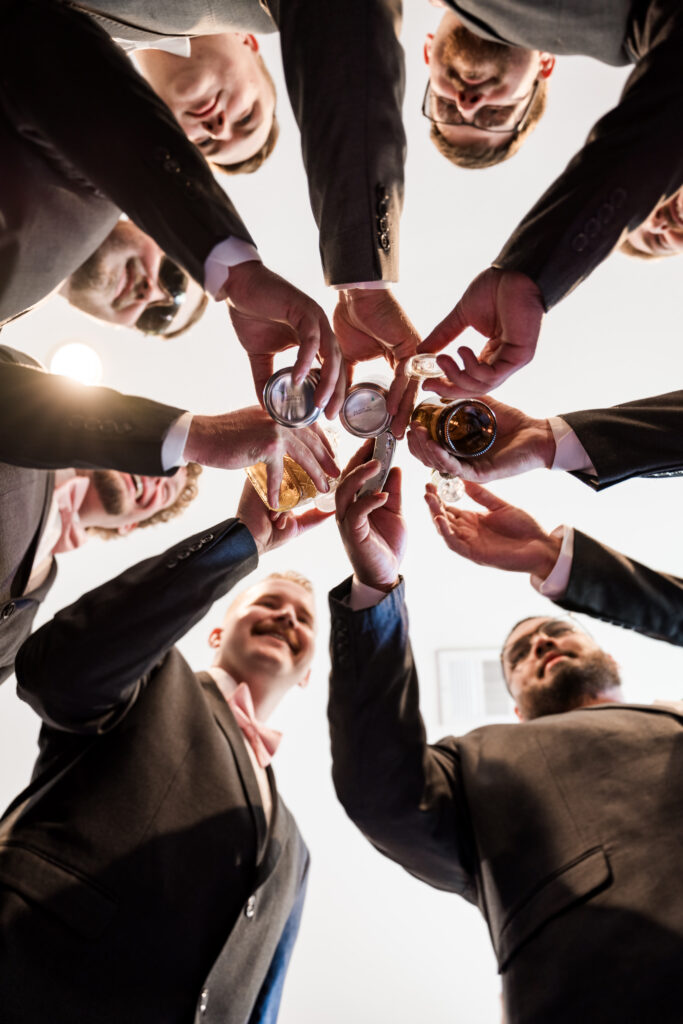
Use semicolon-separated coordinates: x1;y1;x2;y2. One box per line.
328;578;683;1023
0;0;254;323
551;390;683;644
441;0;683;308
0;345;184;684
0;518;309;1024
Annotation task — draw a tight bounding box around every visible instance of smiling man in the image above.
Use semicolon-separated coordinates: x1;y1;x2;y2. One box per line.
328;454;683;1023
0;447;200;685
0;479;323;1024
423;10;554;168
59;220;208;334
621;184;683;259
133;33;278;172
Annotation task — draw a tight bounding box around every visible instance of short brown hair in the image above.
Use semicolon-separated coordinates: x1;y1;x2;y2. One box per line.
87;462;202;540
430;77;548;170
212;55;279;176
263;570;314;596
618;238;661;261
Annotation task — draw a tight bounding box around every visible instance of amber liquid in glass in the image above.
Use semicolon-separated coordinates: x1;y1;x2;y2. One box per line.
245;456;319;512
412;400;496;456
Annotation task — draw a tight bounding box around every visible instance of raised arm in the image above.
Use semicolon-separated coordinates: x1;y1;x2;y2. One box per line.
494;4;683;308
277;0;406;286
0;347;183;474
16;518;258;732
558;530;683;646
328;446;477;896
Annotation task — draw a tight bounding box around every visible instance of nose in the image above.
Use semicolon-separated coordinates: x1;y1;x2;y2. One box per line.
532;634;557;660
453;85;488;116
274;606;296;629
202;109;227;139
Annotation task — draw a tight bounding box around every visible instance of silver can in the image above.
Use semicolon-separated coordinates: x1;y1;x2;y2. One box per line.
340;381;392;438
263;366;321;427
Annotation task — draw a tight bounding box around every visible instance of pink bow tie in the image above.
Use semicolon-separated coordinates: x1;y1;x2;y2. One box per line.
53;476;90;553
226;682;282;768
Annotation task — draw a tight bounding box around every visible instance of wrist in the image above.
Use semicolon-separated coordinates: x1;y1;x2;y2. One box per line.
530;533;562;580
221;259;263;304
534;418;556;469
356;571;399;594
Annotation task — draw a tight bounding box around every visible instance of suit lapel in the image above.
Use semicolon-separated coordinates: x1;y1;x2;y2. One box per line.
197;673;269;862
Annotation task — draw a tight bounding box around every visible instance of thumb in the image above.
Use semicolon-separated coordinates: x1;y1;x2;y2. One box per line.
419;302;468;354
249;352;275;407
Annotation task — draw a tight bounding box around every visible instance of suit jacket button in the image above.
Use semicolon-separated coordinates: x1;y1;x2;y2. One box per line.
585;217;600;238
245;894;256;919
164;158;181;173
377;215;389;232
610;187;627;208
572;233;587;252
1;602;15;620
378;232;390;252
599;202;614;225
199;988;209;1014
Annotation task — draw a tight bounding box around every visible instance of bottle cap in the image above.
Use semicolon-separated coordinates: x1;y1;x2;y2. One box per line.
405;354;441;380
340;382;392;438
263;367;321;427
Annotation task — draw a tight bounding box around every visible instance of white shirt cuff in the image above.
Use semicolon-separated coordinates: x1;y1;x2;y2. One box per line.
550;417;596;474
162;411;193;470
530;525;574;599
204;239;261;300
333;281;393;291
349;575;394;610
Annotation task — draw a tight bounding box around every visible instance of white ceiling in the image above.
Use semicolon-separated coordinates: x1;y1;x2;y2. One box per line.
1;4;681;1021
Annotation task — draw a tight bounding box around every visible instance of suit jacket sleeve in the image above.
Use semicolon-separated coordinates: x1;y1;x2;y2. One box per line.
560;390;683;489
0;0;254;287
15;518;259;732
0;346;184;474
556;530;683;646
494;2;683;309
328;577;478;900
275;0;406;284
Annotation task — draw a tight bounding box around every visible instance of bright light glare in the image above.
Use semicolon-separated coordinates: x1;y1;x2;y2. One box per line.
50;343;103;386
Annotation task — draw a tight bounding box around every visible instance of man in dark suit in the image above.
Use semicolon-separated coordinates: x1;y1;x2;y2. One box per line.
328;451;683;1023
417;0;683;396
0;479;324;1023
57;220;208;336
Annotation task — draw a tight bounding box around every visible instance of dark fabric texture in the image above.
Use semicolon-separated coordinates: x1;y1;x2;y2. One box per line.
0;519;309;1024
457;0;683;308
560;390;683;489
328;578;683;1023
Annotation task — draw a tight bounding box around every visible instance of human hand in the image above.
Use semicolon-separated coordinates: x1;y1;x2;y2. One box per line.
333;288;421;437
335;439;407;590
223;261;345;417
424;480;560;577
237;476;332;556
407;396;555;482
420;268;545;397
183;405;339;509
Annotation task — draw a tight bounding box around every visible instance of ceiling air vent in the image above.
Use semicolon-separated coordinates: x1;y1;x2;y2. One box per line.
436;648;514;727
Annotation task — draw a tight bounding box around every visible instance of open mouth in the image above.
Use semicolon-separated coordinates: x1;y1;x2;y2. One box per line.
538;653;570;678
131;474;144;500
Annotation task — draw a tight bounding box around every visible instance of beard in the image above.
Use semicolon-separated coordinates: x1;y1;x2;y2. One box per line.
88;470;128;515
67;222;137;296
518;651;622;721
440;24;512;82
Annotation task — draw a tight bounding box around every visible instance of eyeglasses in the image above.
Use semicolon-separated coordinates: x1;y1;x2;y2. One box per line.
501;616;589;676
421;79;539;135
135;257;188;336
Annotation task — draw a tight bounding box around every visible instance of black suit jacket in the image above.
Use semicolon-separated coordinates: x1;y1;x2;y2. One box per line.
0;518;309;1024
443;0;683;308
0;344;184;683
550;390;683;644
328;578;683;1023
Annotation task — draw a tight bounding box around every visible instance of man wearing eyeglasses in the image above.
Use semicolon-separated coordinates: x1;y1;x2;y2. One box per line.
59;220;209;338
417;0;683;398
328;452;683;1023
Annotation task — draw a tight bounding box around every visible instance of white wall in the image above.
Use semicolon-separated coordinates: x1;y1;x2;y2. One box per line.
1;5;681;1022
